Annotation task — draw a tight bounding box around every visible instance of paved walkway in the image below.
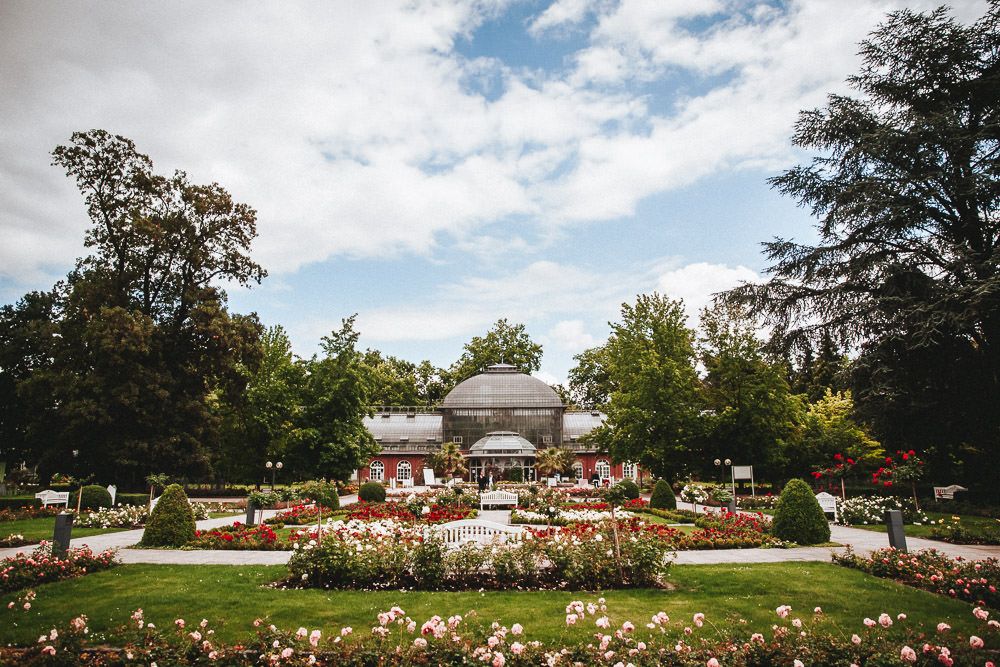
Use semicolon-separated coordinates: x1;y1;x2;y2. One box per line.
5;495;1000;566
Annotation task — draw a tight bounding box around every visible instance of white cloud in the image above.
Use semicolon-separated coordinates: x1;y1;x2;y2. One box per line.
0;0;989;290
655;262;761;324
547;319;598;350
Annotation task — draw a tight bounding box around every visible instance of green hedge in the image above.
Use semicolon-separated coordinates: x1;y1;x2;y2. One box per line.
773;478;831;545
359;482;386;503
140;484;196;547
117;493;152;506
649;479;677;510
73;485;113;510
0;497;41;510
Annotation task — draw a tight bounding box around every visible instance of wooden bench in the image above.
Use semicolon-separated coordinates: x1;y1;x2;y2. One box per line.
35;490;70;507
479;489;518;510
815;491;838;518
426;519;524;548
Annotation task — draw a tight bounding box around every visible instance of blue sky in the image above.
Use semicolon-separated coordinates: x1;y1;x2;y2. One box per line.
0;0;987;384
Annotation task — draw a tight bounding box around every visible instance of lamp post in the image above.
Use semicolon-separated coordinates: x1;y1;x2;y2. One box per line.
266;460;283;491
72;450;82;515
714;457;735;493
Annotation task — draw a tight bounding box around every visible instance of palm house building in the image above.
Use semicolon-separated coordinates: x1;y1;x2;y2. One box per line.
360;363;639;486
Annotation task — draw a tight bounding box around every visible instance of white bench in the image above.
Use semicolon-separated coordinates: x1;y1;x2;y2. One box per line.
815;491;838;517
35;490;70;507
426;519;524;548
479;489;518;510
934;485;968;500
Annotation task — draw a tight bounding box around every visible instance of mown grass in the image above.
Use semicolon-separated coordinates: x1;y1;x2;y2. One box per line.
0;517;124;544
0;562;986;646
851;512;1000;540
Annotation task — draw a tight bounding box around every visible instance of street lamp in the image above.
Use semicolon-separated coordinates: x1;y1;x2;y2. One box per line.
266;460;283;491
714;458;733;491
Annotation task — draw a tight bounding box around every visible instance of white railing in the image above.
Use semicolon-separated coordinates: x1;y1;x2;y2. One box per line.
425;519;524;548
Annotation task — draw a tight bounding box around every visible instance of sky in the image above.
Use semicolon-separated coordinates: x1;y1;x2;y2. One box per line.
0;0;988;385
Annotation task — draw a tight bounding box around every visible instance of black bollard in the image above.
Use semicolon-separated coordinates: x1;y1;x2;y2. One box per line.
53;512;74;557
245;501;258;527
885;509;907;552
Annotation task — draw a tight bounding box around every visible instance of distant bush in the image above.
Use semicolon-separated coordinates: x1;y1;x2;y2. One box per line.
615;479;640;500
300;480;340;510
359;482;386;503
649;479;676;510
140;484;196;547
772;479;830;545
73;485;112;511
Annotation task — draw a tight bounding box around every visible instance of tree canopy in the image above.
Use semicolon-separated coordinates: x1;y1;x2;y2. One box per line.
448;319;542;385
723;3;1000;480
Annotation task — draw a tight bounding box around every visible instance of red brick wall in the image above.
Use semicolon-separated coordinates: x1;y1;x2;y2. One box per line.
360;455;429;485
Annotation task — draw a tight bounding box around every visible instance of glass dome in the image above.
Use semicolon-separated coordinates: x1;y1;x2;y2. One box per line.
466;431;537;458
441;364;563;409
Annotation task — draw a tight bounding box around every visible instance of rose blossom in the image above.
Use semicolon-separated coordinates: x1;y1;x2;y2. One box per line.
970;636;984;649
900;646;917;663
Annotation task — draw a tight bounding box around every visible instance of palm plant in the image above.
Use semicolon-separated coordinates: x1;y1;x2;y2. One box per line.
427;441;467;479
535;447;572;478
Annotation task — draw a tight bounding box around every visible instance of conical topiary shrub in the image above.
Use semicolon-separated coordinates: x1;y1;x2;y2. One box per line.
772;478;831;545
649;479;677;510
140;483;196;547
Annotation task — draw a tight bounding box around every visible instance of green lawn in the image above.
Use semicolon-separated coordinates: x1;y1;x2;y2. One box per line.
0;562;986;646
0;517;124;544
851;512;1000;540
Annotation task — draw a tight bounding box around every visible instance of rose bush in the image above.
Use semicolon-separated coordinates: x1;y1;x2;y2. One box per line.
836;496;930;525
4;596;997;665
1;543;118;593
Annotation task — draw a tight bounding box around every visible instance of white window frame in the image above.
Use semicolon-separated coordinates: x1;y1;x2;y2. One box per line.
622;461;637;480
396;460;412;481
369;460;385;482
596;459;611;479
571;461;584;480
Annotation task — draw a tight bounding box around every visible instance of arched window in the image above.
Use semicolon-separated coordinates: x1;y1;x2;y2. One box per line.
571;461;584;480
622;461;637;480
369;460;385;482
596;459;611;479
397;460;412;481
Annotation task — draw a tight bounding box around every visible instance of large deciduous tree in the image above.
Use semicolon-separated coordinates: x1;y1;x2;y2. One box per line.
724;4;1000;481
698;304;803;481
448;319;543;385
286;317;379;482
590;294;704;480
4;130;265;485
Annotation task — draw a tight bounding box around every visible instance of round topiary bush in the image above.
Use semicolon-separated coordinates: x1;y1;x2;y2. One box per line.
615;479;640;500
140;484;196;547
772;478;831;545
301;479;340;511
73;485;113;510
649;479;676;510
359;481;386;503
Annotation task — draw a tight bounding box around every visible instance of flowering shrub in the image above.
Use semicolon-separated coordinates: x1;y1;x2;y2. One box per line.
0;533;29;548
265;504;325;526
929;516;1000;545
736;494;777;509
4;597;998;665
346;501;476;525
836;495;930;525
188;523;283;550
1;543;118;593
286;518;671;590
74;504;149;528
0;507;62;522
511;508;636;526
833;546;1000;609
679;483;709;505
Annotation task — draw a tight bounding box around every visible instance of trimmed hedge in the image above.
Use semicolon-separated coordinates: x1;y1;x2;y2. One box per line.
358;482;386;503
772;478;831;545
0;497;41;510
140;484;196;547
616;479;641;500
649;479;677;510
73;485;113;511
116;493;152;506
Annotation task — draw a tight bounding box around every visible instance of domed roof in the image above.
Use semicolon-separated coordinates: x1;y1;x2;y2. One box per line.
467;431;537;457
441;364;563;409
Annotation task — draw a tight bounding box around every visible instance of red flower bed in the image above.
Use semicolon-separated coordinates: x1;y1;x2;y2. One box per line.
0;506;63;522
189;522;283;550
347;502;416;523
1;543;118;593
422;505;476;524
264;504;323;526
834;546;1000;608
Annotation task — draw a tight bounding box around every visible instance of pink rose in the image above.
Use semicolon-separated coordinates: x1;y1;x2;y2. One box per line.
900;646;917;663
970;636;984;649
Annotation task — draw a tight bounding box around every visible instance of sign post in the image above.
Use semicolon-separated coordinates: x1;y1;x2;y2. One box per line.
731;465;755;497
